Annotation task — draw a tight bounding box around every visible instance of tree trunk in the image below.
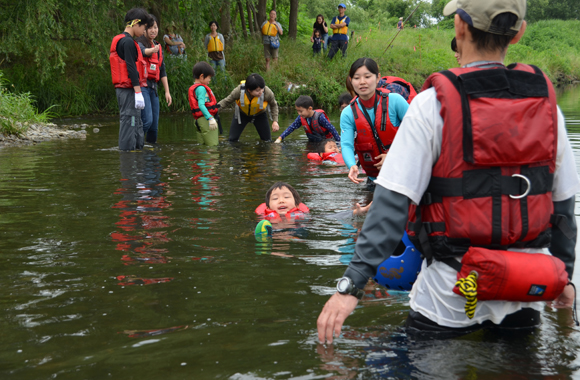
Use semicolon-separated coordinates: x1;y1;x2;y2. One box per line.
250;1;260;33
220;0;232;42
257;0;267;26
238;0;247;38
231;2;238;37
272;0;276;11
246;0;255;35
288;0;299;39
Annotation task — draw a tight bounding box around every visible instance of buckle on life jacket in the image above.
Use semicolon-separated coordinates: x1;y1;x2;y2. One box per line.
509;174;531;199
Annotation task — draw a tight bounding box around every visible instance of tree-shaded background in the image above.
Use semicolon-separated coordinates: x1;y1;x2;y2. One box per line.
1;0;578;116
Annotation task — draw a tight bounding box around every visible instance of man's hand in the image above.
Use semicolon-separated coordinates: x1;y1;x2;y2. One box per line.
552;284;575;308
317;292;359;344
271;121;280;132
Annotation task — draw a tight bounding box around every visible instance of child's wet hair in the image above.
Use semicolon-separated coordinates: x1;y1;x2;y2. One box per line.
338;92;353;106
193;61;215;79
295;95;314;109
245;73;266;91
317;139;333;154
265;182;301;208
124;8;152;28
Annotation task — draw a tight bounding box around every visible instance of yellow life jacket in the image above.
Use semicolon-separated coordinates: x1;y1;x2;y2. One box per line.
332;16;348;35
261;21;278;37
235;81;269;119
207;35;223;53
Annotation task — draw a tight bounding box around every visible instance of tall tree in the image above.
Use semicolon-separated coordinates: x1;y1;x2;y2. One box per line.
257;0;268;25
246;0;256;34
221;0;232;41
238;0;248;37
288;0;299;39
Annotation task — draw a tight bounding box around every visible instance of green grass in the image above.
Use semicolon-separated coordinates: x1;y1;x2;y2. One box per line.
0;71;54;135
2;19;579;117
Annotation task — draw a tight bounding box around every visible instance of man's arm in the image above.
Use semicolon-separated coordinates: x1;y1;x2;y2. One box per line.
318;186;410;343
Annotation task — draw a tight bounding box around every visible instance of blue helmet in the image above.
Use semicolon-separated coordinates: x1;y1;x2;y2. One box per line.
373;232;422;291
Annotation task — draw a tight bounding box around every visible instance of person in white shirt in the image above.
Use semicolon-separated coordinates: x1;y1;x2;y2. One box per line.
317;0;579;342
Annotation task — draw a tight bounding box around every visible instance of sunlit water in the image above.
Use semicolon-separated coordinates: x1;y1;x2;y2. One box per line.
0;86;579;379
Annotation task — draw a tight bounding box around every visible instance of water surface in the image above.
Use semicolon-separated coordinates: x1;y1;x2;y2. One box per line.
1;87;580;379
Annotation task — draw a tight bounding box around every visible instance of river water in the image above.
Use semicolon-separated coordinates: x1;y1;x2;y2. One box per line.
1;86;579;379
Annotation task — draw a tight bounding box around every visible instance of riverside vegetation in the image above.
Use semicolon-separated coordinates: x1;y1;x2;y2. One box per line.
1;19;579;123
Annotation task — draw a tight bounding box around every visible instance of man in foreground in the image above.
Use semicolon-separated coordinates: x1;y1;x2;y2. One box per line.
318;0;579;341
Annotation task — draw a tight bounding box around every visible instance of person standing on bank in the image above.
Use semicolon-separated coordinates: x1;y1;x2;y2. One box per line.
397;17;404;30
217;73;279;142
261;10;283;71
327;4;350;60
136;15;172;145
312;15;329;53
318;0;579;341
109;8;151;151
204;21;226;71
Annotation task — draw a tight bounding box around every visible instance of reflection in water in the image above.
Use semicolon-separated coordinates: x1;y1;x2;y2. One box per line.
112;150;173;272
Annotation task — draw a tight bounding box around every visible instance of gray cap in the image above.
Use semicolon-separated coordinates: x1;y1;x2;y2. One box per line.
443;0;525;36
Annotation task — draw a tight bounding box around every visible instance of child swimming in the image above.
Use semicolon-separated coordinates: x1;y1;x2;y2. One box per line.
275;95;340;143
255;182;310;222
307;139;345;165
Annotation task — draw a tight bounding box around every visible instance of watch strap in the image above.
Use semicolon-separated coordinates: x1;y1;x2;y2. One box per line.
350;287;365;300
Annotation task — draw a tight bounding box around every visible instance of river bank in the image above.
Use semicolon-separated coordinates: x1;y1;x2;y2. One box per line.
1;20;578;118
0;118;89;147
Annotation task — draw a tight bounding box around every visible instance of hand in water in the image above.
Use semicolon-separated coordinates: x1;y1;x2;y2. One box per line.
317;292;359;344
352;201;372;216
551;284;575;308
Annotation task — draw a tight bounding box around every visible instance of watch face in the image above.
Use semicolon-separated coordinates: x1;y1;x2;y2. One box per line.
337;277;350;293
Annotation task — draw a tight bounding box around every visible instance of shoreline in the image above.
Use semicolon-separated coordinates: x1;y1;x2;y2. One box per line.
0;120;90;148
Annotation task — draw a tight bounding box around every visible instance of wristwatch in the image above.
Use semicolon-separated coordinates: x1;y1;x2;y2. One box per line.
336;277;365;299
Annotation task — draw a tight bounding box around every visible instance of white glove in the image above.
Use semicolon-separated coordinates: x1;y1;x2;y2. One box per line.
135;92;145;110
208;118;218;131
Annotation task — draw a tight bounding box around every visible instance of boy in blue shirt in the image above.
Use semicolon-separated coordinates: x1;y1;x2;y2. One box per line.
275;95;340;143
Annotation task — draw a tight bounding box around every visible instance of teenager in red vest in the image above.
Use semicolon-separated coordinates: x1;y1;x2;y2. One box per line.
318;0;579;341
109;8;151;151
136;14;172;144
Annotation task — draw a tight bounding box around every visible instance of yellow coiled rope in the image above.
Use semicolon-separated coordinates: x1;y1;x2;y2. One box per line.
455;271;478;319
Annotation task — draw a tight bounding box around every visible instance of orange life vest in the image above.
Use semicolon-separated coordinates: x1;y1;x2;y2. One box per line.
144;40;163;82
109;33;147;88
188;84;219;119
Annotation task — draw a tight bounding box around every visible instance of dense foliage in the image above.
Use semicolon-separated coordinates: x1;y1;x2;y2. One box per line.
0;71;53;134
0;0;578;117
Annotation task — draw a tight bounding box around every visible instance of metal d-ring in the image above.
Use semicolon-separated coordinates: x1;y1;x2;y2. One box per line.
510;174;531;199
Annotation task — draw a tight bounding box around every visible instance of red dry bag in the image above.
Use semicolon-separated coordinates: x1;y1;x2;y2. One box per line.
453;247;568;302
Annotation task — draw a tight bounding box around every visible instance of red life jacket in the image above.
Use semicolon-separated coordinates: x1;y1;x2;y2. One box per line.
144;40;163;82
255;203;310;222
188;84;219;119
300;110;333;141
406;63;558;262
381;76;417;103
307;152;345;165
109;33;148;88
351;88;399;178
